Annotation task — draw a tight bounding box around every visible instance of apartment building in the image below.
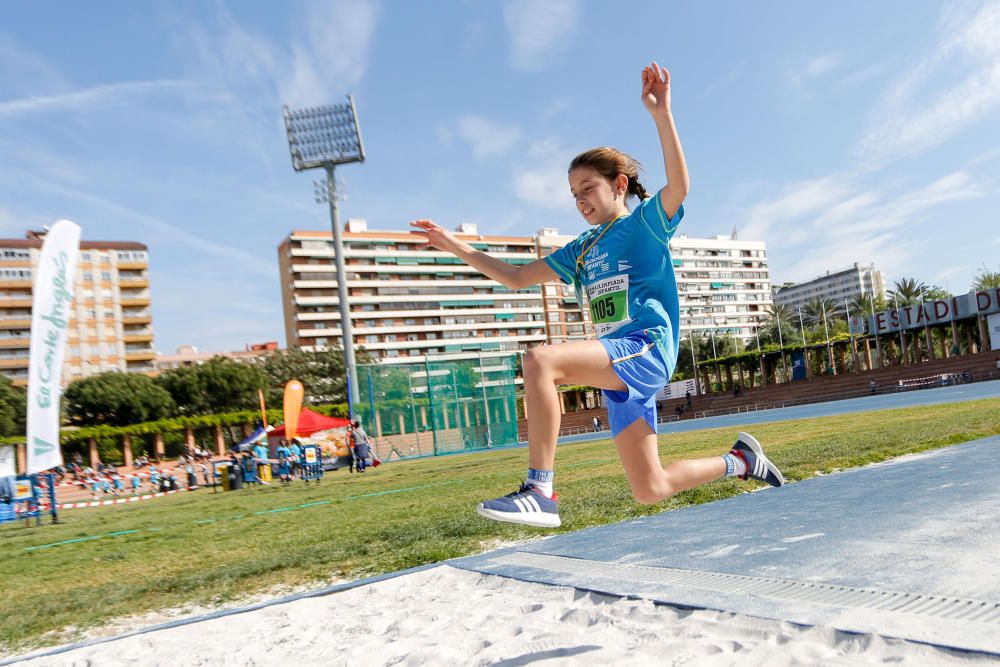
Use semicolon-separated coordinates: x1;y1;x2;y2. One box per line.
773;262;887;313
671;234;773;341
534;227;593;344
278;222;774;362
278;220;548;364
0;230;155;386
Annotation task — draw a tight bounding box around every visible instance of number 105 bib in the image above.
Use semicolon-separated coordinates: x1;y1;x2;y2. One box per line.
587;275;632;337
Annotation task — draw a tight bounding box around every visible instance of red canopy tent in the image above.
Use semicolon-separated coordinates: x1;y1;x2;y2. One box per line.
268;408;351;437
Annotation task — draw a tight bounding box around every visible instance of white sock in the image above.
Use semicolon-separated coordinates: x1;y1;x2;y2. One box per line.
722;452;747;478
526;468;554;497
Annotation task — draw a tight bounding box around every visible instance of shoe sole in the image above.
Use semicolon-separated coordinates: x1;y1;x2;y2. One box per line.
737;431;786;487
476;504;561;528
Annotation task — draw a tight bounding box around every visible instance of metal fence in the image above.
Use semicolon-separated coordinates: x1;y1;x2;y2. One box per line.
355;354;520;458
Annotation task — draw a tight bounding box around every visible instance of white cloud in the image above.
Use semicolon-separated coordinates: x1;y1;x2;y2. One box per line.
751;171;984;283
859;0;1000;164
0;34;67;96
0;80;198;117
742;175;854;241
504;0;579;72
36;182;274;276
280;0;379;108
789;52;841;89
804;53;841;78
512;139;573;209
455;115;522;158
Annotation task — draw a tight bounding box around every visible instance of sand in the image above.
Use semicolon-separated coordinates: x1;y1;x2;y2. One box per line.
10;565;997;666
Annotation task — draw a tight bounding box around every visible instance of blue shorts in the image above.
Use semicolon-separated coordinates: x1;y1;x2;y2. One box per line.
599;330;674;437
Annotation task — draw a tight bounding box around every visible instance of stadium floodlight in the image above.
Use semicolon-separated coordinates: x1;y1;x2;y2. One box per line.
283;96;366;406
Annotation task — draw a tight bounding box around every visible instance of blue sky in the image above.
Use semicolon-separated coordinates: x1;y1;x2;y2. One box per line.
2;1;999;354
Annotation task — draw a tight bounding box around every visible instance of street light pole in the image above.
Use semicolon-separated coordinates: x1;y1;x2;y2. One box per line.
283;97;366;407
323;164;360;404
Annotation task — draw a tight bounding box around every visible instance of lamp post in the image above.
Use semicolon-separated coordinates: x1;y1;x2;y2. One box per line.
283;97;366;407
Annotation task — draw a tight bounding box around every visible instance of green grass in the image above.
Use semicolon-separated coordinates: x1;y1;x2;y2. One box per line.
2;398;999;654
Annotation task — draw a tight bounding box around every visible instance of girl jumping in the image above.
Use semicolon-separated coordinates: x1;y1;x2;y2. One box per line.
411;62;784;528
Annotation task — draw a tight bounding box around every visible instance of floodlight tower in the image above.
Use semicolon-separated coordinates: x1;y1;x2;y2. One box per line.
283;97;366;405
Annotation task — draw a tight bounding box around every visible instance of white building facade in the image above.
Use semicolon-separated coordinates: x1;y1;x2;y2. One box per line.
670;234;773;343
772;262;887;313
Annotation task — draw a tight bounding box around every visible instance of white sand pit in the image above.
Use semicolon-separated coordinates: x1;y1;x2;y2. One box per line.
13;565;998;666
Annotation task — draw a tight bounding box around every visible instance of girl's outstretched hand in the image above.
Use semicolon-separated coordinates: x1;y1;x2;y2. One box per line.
641;61;671;116
410;219;460;253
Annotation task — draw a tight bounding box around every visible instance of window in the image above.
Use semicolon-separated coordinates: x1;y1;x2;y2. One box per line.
82;272;93;282
101;271;112;281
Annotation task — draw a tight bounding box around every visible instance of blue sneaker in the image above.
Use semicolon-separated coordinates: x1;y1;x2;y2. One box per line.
476;484;561;528
731;432;785;487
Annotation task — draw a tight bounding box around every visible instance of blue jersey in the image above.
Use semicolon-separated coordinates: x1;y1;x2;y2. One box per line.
545;195;683;359
253;444;269;460
276;446;291;461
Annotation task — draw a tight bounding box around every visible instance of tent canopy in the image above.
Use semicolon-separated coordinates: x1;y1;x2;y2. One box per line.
269;408;350;437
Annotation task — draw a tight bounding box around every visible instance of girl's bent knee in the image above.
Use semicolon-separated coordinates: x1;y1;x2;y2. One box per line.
523;347;553;377
631;485;669;505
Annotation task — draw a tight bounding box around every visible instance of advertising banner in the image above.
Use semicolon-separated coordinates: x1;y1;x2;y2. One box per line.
26;220;81;475
989;313;1000;351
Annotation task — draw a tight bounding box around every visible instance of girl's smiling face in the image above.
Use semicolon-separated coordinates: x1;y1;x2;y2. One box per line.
569;166;628;225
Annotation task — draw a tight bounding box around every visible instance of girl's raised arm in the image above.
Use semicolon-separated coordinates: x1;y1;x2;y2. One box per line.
641;61;689;219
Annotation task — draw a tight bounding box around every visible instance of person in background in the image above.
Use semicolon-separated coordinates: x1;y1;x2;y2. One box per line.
351;420;373;473
289;439;303;479
276;440;293;486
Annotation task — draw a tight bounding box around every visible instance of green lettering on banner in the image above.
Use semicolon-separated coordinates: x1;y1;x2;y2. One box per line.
32;437;55;457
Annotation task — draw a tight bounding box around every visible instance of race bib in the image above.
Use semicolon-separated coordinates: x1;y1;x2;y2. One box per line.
587;275;632;337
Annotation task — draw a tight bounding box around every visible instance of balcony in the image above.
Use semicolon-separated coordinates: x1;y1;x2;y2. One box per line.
125;349;156;362
117;261;147;270
0;337;30;349
0;298;33;308
122;314;152;325
120;296;151;307
124;333;154;343
0;357;30;369
118;278;149;289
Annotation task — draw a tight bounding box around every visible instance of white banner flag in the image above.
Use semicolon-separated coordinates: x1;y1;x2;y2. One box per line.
26;220;81;474
0;445;15;478
989;313;1000;352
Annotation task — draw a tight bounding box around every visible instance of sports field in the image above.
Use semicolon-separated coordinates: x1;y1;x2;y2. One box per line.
2;397;999;655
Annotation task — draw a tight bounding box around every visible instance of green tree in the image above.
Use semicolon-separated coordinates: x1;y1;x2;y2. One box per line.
259;346;375;406
802;298;842;328
973;266;1000;290
887;277;929;306
157;356;268;415
924;285;950;301
64;372;176;427
758;304;797;347
0;375;27;437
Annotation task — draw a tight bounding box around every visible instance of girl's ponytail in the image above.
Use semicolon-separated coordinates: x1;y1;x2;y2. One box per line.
627;175;648;201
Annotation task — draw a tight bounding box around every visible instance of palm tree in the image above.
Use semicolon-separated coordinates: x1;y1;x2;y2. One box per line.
886;277;929;306
847;293;876;318
973;267;1000;290
802;298;842;328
